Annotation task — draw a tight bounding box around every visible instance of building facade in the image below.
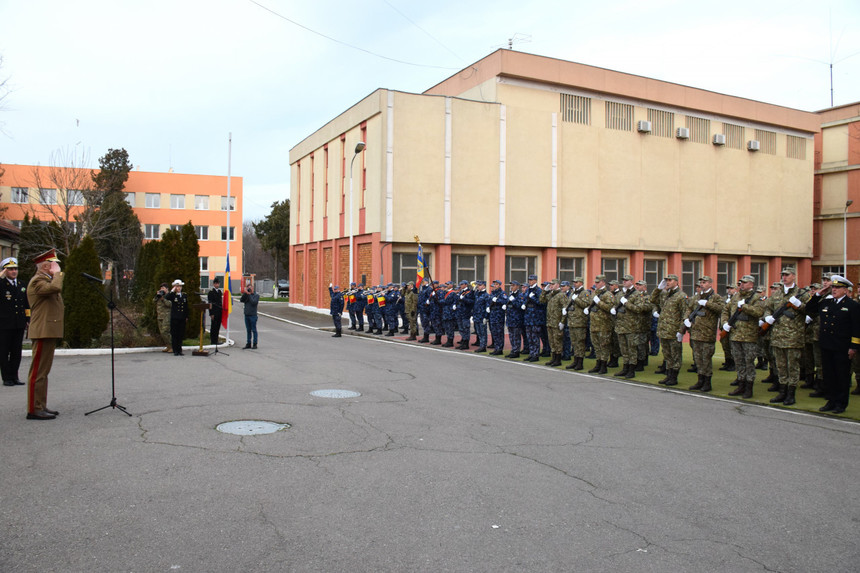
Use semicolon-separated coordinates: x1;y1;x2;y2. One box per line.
814;102;860;285
289;50;819;310
0;164;242;288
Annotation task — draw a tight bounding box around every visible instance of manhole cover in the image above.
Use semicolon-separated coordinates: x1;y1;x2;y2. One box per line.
310;389;361;399
216;420;290;435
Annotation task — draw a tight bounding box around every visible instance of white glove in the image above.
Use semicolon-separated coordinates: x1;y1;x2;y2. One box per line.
492;297;497;303
765;315;775;325
610;308;617;315
620;296;627;305
469;317;473;323
593;295;600;304
452;304;457;310
509;295;515;302
562;308;567;316
583;308;590;316
425;300;430;305
483;318;487;324
459;294;464;300
529;292;535;299
723;323;731;332
676;332;683;342
805;315;813;324
758;320;764;327
697;299;707;307
502;304;507;310
652;310;660;318
329;282;333;288
658;279;667;290
825;294;834;300
521;304;526;310
486;307;490;313
683;319;692;328
558;322;564;331
789;296;801;307
737;299;746;308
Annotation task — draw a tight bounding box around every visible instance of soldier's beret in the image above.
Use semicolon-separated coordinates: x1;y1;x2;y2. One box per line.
740;275;755;283
528;274;538;281
350;282;356;286
1;257;18;269
622;274;634;281
698;276;713;282
665;274;679;281
333;285;340;290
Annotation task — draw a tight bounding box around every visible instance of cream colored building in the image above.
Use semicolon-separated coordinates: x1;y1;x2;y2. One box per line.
290;50;819;309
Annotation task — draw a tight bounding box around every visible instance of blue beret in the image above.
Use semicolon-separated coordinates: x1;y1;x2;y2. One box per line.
528;275;538;280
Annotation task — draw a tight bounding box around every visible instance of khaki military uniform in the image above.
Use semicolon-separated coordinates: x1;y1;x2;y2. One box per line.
722;289;765;388
764;285;811;392
651;286;688;371
587;287;615;363
614;288;651;370
27;271;65;415
688;289;726;377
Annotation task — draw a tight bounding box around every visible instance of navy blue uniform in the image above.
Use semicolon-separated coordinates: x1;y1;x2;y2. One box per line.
488;286;507;354
524;284;544;359
806;291;860;411
329;286;344;336
0;276;29;384
472;288;490;350
441;288;458;345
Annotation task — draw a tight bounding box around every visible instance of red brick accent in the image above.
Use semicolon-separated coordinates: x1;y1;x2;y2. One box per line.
338;245;350;286
309;249;318;307
323;247;333;305
295;251;305;303
358;243;373;286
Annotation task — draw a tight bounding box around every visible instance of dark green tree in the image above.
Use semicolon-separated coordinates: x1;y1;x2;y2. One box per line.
134;239;163;334
92;192;143;300
63;235;109;348
253;199;290;280
17;215;67;287
90;148;133;200
154;223;201;341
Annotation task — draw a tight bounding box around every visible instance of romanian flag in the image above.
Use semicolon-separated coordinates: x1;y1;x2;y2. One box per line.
416;243;425;285
222;258;232;328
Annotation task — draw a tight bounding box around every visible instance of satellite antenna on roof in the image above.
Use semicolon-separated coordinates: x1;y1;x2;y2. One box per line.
492;33;532;51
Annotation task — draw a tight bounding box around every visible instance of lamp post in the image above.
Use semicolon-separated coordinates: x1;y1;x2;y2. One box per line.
845;199;854;275
348;141;366;285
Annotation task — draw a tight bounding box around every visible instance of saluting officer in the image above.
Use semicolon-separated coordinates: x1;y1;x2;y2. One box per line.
207;277;223;345
0;257;29;386
26;249;64;420
164;279;189;356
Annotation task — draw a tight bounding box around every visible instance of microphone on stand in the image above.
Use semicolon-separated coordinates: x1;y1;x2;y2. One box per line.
82;272;107;284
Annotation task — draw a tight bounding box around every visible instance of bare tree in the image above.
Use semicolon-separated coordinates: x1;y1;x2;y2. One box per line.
243;220;276;278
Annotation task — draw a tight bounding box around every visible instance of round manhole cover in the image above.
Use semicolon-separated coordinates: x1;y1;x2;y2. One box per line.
310;389;361;399
216;420;290;435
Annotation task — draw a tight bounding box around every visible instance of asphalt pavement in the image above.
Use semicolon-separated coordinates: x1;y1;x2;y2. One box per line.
1;302;858;572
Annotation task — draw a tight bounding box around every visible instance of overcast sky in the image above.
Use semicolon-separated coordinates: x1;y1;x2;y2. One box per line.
1;0;859;222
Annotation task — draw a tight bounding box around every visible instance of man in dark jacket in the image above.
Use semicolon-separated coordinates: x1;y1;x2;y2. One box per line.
329;283;344;338
165;279;189;356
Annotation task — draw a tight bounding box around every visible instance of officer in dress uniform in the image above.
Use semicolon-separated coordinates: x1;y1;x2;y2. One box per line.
805;275;860;414
26;249;64;420
0;257;29;386
164;279;189;356
207;277;223;345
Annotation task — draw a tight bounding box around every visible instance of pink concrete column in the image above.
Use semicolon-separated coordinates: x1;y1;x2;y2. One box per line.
738;255;751;278
630;251;645;279
542;248;557;281
769;257;783;286
489;246;506;282
797;258;812;286
667;252;683;277
587;249;602;285
436;244;452;283
704;254;718;281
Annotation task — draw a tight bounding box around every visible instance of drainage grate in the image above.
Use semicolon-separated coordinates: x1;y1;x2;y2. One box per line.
310;389;361;399
216;420;290;435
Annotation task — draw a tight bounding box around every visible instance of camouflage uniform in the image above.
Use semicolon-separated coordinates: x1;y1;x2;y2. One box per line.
586;277;615;373
564;281;590;370
651;277;688;383
687;281;726;388
404;283;418;339
155;291;172;347
722;278;765;398
545;284;568;365
614;282;651;377
763;272;811;405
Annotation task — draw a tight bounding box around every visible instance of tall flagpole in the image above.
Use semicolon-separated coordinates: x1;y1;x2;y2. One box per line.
226;132;232;343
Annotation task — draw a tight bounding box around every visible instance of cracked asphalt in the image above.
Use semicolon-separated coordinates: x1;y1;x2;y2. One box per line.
2;308;859;572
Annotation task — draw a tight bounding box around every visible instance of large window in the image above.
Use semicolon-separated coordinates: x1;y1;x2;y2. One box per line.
451;254;484;284
557;256;584;283
67;190;84;206
221;196;236;211
644;259;665;291
195;195;209;210
681;260;702;297
170;194;185;209
145;193;161;208
144;224;160;240
221;226;236;241
749;262;768;289
393;252;433;285
601;258;627;284
195;225;209;241
506;255;536;285
39;188;57;205
200;257;209;272
717;260;736;295
11;187;28;204
819;265;844;278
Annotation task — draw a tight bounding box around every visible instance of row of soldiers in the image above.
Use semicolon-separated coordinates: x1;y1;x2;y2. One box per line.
341;268;859;411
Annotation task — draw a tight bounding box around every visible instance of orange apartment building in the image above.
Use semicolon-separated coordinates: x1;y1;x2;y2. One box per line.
0;164;242;289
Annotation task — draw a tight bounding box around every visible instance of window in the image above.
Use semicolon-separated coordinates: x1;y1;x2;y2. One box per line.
605;102;633;131
124;192;135;207
10;220;22;229
506;255;536;285
11;187;28;204
195;195;209;210
144;224;160;240
601;258;627;284
170;194;185;209
145;193;161;208
681;260;702;297
647;108;674;138
686;116;711;144
39;188;57;205
200;257;209;272
67;189;84;206
787;135;806;160
220;196;236;211
221;226;235;241
393;252;433;285
195;225;209;241
557;256;584;283
451;254;485;284
200;275;210;289
819;265;844;277
716;260;736;295
723;123;745;150
560;94;591;125
169;224;182;232
644;259;665;291
754;129;777;155
749;262;768;289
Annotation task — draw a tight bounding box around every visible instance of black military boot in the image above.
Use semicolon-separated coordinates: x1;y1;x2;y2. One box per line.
505;351;520;359
407;334;417;341
624;364;636;379
431;334;442;346
348;324;356;331
658;368;672;384
770;384;788;403
635;358;645;372
588;360;602;374
730;378;740;386
782;385;797;406
800;372;815;389
687;363;698;373
490;348;503;355
419;332;430;343
700;376;712;393
756;357;768;371
474;346;487;353
725;358;736;371
332;329;342;338
597;360;608;375
385;330;396;337
766;376;781;393
607;356;619;368
664;369;678;386
689;375;705;391
742;380;754;399
442;338;454;347
655;361;667;375
546;353;560;367
728;380;745;396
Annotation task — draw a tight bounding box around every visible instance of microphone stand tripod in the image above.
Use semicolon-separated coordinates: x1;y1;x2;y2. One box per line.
84;276;133;417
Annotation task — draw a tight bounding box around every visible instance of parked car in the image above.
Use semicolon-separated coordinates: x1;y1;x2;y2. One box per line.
277;279;290;298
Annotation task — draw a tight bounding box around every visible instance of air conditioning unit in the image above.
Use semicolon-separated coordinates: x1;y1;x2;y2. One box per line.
637;120;652;133
747;140;761;151
676;127;690;139
713;133;726;146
